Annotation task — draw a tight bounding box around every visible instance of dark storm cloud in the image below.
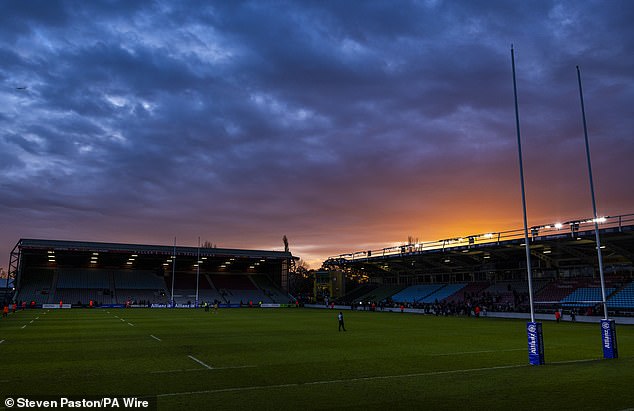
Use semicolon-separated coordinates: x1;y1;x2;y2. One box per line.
1;0;633;267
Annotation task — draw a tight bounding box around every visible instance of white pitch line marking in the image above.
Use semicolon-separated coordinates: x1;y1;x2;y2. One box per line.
188;355;213;370
128;323;134;327
150;369;200;374
29;320;34;324
21;325;26;329
150;365;256;375
36;317;39;320
430;348;525;356
150;335;162;342
548;358;600;365
0;340;5;344
120;319;125;322
115;315;119;318
157;363;527;398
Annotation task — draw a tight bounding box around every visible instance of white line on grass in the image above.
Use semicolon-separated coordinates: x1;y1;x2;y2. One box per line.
21;325;26;329
150;365;256;375
430;348;526;356
29;320;33;323
188;355;213;370
0;340;4;344
36;317;39;320
150;335;162;342
549;358;600;365
128;323;134;327
120;319;125;322
150;369;200;374
157;363;526;398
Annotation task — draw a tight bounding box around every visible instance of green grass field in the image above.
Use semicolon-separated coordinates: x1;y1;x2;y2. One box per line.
1;308;633;410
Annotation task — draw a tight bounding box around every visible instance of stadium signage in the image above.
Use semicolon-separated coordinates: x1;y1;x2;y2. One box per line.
526;322;545;365
42;304;71;309
600;319;618;359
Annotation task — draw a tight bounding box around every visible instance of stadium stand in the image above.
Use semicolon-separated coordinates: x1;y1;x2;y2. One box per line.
336;283;379;303
419;283;467;303
356;285;407;303
607;281;634;308
250;275;293;303
14;269;54;304
56;268;110;289
210;274;269;304
442;282;489;304
561;286;616;307
391;284;444;303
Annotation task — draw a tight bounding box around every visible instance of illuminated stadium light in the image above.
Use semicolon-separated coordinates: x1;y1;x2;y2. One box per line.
131;254;138;257
220;265;226;268
167;259;172;263
482;233;494;239
198;260;203;263
48;250;54;254
554;223;563;229
193;264;198;267
230;258;235;261
126;262;133;265
201;257;207;260
483;254;491;259
260;259;265;262
443;259;450;263
594;216;607;223
92;252;99;255
162;263;169;266
249;266;255;269
543;249;551;254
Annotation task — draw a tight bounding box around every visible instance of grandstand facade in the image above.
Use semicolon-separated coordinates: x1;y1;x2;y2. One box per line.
324;214;634;315
7;239;294;307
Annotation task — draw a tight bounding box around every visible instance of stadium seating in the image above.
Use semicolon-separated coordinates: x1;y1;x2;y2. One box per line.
391;284;443;303
560;287;616;307
419;284;467;303
442;282;489;303
250;275;293;303
113;270;166;289
349;285;407;304
606;282;634;308
56;269;110;289
15;269;55;304
336;283;379;303
54;288;110;305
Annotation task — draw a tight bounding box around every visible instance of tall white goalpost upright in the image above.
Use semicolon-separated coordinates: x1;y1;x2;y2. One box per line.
576;66;618;359
511;46;544;365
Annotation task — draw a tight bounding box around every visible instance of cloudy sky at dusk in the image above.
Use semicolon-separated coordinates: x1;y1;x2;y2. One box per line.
1;0;633;269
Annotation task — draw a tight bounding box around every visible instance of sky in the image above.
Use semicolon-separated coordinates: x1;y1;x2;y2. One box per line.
1;0;633;270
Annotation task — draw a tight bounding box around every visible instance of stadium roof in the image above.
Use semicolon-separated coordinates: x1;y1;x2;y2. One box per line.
10;239;294;277
324;214;634;279
16;239;292;260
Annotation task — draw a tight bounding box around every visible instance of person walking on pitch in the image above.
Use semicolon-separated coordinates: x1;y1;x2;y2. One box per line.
338;311;346;332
